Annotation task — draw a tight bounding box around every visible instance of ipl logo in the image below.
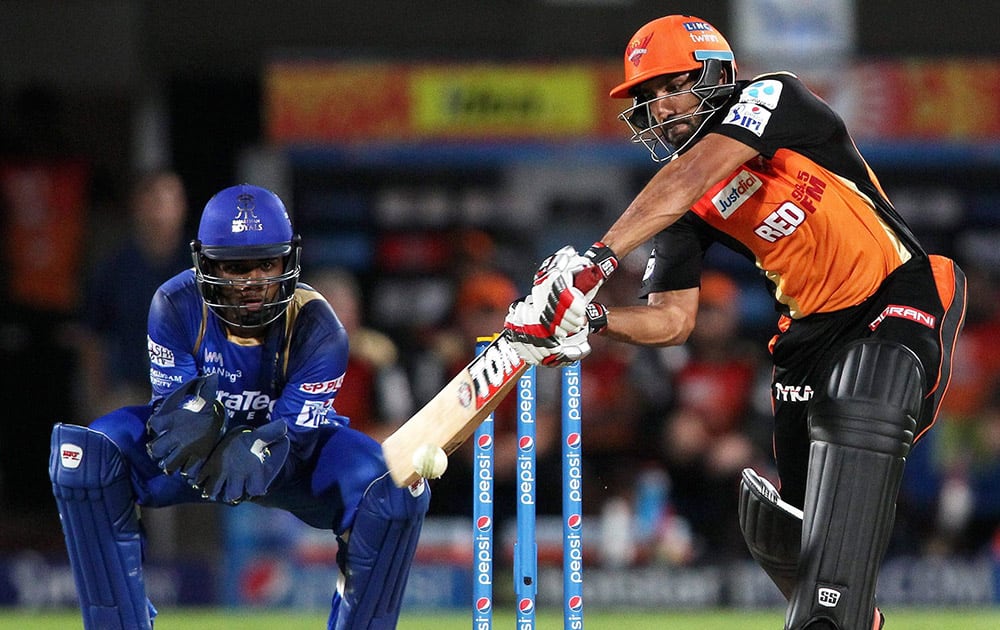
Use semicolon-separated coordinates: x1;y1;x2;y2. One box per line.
232;193;263;233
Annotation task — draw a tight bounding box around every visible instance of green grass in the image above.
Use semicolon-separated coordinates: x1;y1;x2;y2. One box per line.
3;607;999;629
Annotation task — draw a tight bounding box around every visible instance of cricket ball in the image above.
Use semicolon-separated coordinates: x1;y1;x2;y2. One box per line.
412;444;448;479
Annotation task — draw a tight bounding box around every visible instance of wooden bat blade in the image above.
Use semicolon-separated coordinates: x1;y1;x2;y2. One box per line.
382;331;527;487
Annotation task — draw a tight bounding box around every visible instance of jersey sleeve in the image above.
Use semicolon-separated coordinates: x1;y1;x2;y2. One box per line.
639;216;709;298
639;213;755;298
270;295;352;433
710;73;842;158
146;271;202;404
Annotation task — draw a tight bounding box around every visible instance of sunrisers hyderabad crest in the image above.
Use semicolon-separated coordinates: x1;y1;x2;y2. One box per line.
627;33;654;67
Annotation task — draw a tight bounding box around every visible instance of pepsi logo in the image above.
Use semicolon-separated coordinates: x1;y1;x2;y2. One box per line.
476;597;492;613
518;598;534;614
565;432;581;449
477;434;493;449
518;436;534;452
566;513;582;530
476;516;492;532
567;595;583;612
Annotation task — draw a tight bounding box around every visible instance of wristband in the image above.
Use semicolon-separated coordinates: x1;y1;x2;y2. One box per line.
583;242;619;280
586;302;609;334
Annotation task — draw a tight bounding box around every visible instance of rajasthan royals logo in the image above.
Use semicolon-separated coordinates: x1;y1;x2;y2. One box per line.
627;33;653;67
232;193;263;233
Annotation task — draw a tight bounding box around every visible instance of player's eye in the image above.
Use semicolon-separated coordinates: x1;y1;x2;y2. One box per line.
666;73;691;93
257;259;280;273
219;261;254;275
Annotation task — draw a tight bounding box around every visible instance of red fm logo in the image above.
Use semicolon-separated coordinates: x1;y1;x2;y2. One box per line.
754;202;807;243
753;169;827;242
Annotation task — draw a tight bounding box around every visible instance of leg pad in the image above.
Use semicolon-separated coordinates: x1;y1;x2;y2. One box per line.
331;475;430;630
50;423;154;630
738;468;802;599
787;340;923;630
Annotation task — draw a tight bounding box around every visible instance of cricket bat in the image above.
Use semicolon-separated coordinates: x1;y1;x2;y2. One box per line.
382;331;527;487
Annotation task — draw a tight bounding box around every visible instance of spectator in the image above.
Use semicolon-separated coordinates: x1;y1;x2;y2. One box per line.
308;267;414;440
74;169;190;416
655;270;772;563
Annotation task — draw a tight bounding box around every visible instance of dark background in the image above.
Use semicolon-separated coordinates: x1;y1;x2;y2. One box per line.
1;1;998;550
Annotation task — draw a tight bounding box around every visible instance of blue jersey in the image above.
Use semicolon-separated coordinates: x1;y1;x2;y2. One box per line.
146;268;352;460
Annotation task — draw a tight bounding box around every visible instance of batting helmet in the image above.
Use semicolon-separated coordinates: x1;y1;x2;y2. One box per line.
611;15;738;162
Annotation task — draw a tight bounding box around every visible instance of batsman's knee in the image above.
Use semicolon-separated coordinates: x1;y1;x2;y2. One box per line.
738;468;802;600
809;339;924;456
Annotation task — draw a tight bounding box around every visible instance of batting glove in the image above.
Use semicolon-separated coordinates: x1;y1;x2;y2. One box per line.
529;243;618;340
505;297;591;367
147;373;226;478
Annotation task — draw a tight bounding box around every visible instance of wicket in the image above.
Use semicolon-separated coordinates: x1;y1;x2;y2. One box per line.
472;337;584;629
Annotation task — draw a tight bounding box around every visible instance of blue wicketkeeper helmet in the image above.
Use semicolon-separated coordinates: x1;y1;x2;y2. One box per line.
191;184;301;331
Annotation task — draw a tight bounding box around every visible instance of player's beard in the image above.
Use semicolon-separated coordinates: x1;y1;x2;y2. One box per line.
662;112;702;148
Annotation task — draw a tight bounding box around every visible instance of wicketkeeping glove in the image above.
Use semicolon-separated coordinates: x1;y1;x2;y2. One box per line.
147;373;226;478
190;420;291;505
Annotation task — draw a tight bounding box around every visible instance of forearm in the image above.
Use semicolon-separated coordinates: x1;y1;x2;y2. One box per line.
601;159;703;258
600;303;694;347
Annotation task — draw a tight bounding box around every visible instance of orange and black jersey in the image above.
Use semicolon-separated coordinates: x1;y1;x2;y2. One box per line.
641;72;926;319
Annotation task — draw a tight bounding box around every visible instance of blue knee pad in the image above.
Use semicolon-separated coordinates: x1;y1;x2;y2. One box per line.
50;423;155;630
330;475;430;630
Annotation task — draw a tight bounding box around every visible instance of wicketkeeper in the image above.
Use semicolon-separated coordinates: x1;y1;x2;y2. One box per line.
50;184;429;629
504;15;966;630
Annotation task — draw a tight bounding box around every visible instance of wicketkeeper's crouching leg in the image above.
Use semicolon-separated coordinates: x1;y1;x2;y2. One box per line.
328;474;430;630
49;422;155;630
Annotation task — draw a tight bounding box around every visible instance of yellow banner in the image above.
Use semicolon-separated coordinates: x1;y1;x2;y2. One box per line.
409;66;597;136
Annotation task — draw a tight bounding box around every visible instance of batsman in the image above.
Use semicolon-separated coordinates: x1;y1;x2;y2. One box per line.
505;15;966;630
49;184;429;629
